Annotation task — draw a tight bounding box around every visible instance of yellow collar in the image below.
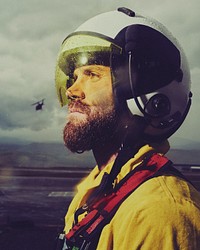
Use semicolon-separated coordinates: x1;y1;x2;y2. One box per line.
77;141;169;193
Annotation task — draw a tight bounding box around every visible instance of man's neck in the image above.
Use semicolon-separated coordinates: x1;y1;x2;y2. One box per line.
92;113;133;170
92;140;120;171
92;111;142;170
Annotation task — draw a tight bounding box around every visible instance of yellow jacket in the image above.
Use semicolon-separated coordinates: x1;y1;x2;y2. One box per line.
64;142;200;249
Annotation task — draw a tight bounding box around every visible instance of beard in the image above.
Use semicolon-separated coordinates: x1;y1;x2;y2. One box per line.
63;100;117;153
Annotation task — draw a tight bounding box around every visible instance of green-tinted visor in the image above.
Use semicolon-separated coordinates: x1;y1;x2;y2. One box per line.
55;32;122;106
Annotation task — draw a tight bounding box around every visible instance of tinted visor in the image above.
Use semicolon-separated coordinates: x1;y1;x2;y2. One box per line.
55;33;121;106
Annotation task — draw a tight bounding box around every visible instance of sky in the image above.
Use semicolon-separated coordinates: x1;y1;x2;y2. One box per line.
0;0;200;149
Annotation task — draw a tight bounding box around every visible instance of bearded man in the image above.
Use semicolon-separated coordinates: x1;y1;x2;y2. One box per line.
55;7;200;250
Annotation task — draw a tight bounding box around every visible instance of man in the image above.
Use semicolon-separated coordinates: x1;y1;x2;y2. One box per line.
55;7;200;250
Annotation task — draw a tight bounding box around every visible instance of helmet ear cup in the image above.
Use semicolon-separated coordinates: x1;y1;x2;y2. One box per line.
144;94;171;118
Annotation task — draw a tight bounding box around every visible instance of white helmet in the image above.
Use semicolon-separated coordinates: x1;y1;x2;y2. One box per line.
55;7;192;142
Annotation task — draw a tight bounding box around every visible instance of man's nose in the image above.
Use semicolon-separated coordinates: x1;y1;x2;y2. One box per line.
66;85;85;101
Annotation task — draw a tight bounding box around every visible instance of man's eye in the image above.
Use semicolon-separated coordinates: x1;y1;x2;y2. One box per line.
85;70;100;79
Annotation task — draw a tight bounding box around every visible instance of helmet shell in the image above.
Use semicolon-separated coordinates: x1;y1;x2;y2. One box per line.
56;8;191;141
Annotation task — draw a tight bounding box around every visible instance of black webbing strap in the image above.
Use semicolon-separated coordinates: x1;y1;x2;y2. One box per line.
153;162;197;189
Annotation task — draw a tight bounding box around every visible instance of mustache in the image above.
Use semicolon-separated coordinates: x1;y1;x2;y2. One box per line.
68;100;91;115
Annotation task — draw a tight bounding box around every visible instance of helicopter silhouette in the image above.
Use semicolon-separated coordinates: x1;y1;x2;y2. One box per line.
31;99;45;111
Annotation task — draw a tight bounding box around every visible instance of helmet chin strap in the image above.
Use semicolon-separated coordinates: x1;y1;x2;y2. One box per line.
108;115;148;180
85;115;148;207
128;51;147;116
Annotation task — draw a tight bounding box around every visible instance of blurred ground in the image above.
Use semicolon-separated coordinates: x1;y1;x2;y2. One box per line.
0;224;60;250
0;167;88;250
0;166;199;250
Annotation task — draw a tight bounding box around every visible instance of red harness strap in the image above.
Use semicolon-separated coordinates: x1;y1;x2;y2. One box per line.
64;153;171;249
